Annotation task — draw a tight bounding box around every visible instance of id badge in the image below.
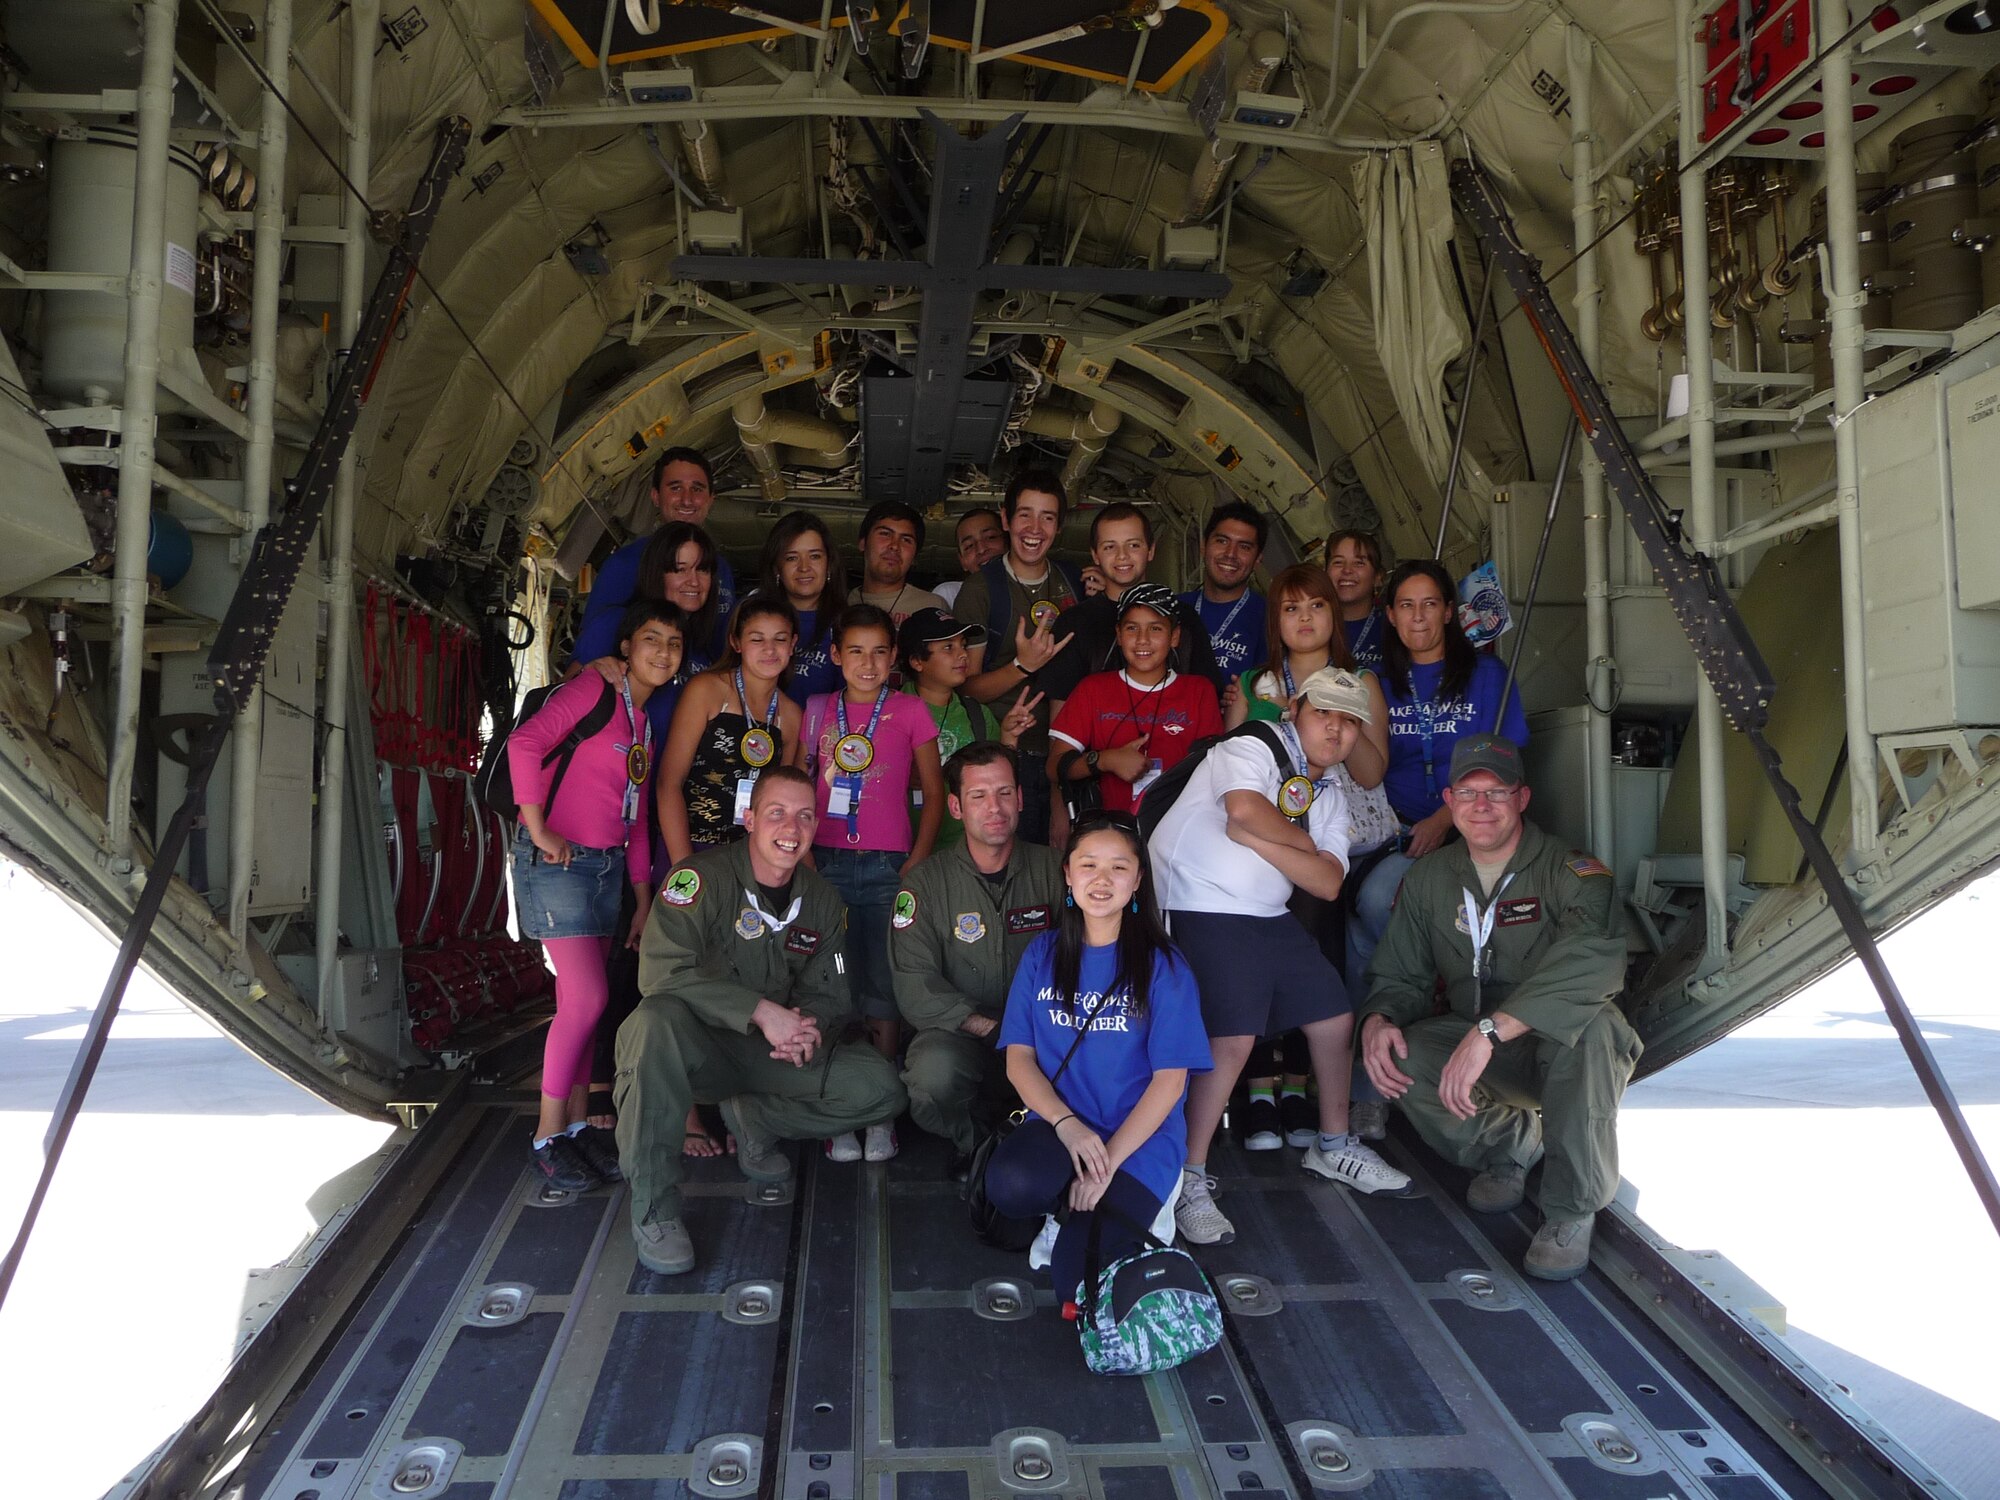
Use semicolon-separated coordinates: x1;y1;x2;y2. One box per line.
733;771;759;826
1131;757;1164;799
829;772;863;817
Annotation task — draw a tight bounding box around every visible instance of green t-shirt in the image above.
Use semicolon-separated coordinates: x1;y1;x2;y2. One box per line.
907;690;998;849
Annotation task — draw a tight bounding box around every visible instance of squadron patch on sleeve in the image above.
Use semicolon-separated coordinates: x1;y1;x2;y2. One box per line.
661;868;702;907
891;890;918;930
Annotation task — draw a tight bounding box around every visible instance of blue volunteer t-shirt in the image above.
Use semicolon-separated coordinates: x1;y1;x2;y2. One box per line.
785;609;843;706
571;536;738;667
1179;589;1266;683
1343;609;1387;676
997;933;1212;1206
1380;653;1529;825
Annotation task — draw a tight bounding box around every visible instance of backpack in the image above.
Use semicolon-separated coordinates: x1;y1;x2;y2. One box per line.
472;676;618;821
1133;721;1291;843
980;556;1084;646
1075;1208;1223;1377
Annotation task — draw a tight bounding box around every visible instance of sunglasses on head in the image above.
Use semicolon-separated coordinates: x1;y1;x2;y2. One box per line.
1072;808;1140;834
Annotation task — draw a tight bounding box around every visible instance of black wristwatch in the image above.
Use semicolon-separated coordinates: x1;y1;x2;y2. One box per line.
1083;749;1100;772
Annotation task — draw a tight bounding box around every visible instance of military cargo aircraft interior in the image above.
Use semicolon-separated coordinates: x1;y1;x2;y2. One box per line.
0;1;1998;1497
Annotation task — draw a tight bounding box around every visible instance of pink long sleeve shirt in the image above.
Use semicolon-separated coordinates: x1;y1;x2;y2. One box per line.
508;674;651;891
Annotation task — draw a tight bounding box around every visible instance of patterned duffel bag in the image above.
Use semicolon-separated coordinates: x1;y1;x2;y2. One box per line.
1074;1211;1222;1376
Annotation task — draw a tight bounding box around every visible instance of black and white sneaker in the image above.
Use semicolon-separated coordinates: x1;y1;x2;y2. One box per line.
571;1125;623;1183
1240;1097;1283;1151
532;1132;597;1192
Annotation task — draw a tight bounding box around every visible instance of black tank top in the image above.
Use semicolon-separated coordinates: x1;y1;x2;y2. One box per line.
684;705;785;849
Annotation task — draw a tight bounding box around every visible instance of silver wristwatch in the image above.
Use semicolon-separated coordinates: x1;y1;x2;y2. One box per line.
1476;1017;1501;1046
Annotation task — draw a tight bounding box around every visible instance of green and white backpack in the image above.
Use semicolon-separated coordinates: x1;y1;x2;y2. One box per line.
1074;1211;1223;1377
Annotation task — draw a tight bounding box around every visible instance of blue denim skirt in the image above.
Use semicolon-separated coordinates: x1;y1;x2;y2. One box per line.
511;827;625;939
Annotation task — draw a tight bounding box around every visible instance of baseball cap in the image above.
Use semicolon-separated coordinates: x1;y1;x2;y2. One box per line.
1448;733;1525;787
898;608;987;664
1293;667;1373;724
1116;582;1180;622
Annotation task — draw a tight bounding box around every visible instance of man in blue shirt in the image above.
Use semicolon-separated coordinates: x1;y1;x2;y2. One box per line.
571;446;736;667
1177;502;1268;686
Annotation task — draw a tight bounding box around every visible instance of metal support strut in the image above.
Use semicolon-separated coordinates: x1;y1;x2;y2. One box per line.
0;118;473;1314
1449;157;2000;1242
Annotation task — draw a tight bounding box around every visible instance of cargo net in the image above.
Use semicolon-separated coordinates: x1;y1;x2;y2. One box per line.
362;581;550;1052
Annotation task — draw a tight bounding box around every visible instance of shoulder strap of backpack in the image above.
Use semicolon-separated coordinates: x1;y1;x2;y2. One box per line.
544;676;619;816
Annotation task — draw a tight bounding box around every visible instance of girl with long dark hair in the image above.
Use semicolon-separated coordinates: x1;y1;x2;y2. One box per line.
657;592;806;871
761;511;845;703
986;810;1213;1306
1349;559;1528;991
511;599;684;1189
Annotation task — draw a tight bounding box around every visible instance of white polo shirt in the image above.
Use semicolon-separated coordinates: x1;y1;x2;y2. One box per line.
1149;731;1352;918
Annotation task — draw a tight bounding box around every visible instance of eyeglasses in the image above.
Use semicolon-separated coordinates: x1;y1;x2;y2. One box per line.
1448;786;1518;805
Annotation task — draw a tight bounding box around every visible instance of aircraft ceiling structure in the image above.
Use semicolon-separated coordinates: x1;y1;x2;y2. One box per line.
187;0;1705;581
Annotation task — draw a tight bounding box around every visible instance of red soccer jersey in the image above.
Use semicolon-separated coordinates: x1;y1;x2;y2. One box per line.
1049;670;1223;814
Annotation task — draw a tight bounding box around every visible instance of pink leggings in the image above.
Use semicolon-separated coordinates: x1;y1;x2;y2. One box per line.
540;935;612;1100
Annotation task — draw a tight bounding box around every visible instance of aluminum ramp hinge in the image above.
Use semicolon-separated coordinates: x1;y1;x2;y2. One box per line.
1446;157;1776;736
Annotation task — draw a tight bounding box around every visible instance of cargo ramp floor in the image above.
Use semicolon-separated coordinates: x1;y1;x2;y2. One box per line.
230;1097;1838;1500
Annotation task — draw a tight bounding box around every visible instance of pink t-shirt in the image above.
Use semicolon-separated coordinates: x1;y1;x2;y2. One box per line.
803;689;940;852
507;673;652;890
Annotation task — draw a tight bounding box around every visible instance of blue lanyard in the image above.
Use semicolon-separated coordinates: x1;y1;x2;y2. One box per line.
1349;610;1382;663
736;668;779;730
1280;658;1297;700
834;685;888;743
1206;590;1251;648
1275;720;1331;821
1417;693;1442;802
833;687;888;838
616;674;651;824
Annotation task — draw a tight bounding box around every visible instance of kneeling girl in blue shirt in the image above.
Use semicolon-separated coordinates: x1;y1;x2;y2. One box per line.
989;809;1213;1307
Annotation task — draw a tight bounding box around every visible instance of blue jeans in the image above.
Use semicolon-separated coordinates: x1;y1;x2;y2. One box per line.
511;827;625;939
814;846;903;1022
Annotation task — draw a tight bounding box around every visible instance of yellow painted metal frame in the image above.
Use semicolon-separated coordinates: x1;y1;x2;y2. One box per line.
528;0;1227;94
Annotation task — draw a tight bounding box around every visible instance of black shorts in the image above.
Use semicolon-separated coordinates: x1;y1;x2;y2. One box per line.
1169;910;1349;1040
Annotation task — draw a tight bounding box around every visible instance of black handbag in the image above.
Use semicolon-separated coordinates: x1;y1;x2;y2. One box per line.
963;988;1111;1250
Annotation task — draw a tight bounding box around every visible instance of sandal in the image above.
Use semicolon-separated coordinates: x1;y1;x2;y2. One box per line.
586;1087;617;1132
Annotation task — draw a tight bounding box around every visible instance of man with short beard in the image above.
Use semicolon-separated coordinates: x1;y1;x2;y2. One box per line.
890;744;1063;1175
849;499;947;627
616;768;907;1275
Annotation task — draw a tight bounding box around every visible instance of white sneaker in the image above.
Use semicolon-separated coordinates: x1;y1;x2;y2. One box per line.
825;1131;863;1163
1027;1213;1060;1271
1301;1137;1411;1195
1174;1167;1236;1245
863;1122;899;1162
